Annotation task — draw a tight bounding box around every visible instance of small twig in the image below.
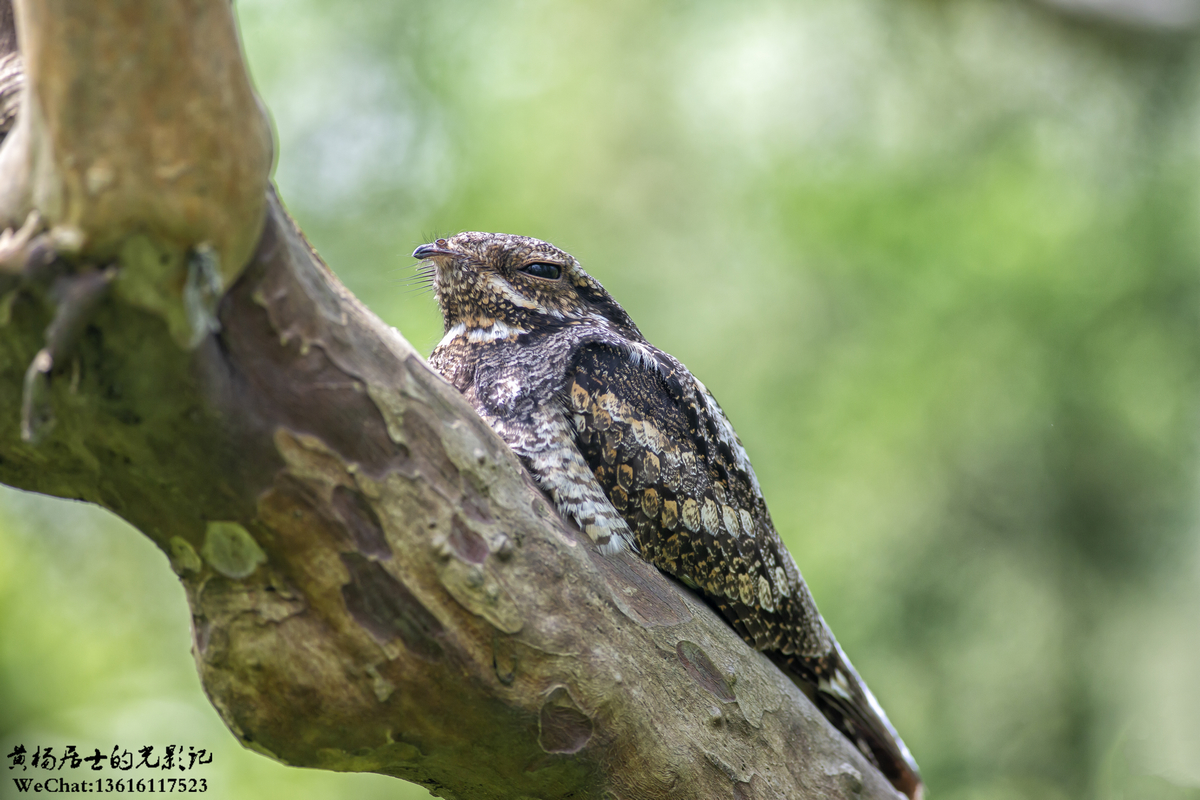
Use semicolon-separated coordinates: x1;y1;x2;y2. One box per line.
0;210;43;273
20;266;116;443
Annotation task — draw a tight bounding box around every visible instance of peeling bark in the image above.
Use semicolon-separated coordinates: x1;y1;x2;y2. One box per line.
0;3;903;798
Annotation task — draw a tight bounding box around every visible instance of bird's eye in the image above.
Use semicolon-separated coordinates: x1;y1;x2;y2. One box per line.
519;262;561;280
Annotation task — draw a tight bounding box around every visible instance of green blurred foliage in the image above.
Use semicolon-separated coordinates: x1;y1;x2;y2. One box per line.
4;0;1200;798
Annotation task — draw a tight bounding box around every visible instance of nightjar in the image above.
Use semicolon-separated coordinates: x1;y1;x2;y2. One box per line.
416;232;922;799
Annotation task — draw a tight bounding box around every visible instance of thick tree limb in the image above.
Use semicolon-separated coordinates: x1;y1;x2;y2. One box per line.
1033;0;1200;32
0;3;901;798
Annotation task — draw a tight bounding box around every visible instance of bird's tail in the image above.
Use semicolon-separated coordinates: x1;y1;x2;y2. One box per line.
773;640;923;800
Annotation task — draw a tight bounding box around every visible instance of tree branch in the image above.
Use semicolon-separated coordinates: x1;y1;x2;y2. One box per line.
0;3;901;798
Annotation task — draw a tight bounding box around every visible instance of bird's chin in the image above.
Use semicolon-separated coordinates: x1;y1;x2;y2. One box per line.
435;261;462;283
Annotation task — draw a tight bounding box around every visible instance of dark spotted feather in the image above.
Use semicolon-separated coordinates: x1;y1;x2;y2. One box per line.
566;345;921;799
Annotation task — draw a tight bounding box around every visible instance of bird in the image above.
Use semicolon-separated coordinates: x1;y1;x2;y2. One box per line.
415;232;923;799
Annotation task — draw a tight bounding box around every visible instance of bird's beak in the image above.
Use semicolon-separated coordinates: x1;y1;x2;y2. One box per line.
412;240;456;260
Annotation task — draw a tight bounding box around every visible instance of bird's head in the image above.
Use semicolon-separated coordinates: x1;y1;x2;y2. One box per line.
413;232;641;339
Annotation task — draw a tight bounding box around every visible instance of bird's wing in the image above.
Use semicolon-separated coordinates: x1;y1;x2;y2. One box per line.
563;341;923;797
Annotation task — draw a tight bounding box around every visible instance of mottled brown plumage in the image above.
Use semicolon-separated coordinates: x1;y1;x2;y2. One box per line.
416;232;923;799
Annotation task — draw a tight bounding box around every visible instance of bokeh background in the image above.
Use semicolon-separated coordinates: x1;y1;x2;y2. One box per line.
3;0;1200;797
